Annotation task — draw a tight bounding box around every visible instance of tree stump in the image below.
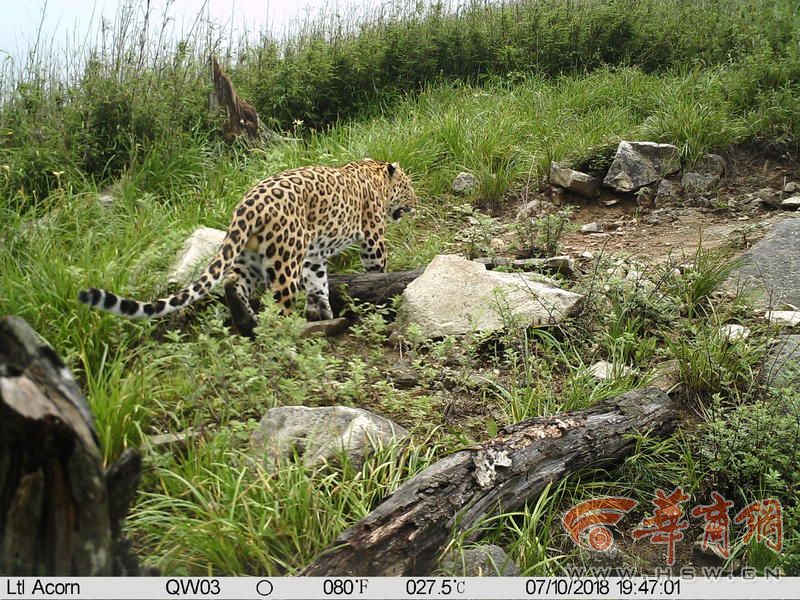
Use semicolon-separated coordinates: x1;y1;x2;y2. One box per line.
0;316;143;575
302;387;677;576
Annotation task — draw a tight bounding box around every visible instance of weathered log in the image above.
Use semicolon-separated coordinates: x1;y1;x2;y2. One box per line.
302;387;676;576
328;269;423;316
0;316;143;575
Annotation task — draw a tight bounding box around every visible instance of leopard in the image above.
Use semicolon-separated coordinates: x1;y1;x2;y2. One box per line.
78;159;417;337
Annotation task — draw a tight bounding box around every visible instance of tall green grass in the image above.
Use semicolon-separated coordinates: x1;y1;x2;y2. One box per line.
2;0;799;205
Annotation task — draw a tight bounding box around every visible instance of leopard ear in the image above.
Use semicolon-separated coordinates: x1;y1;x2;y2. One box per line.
387;162;398;177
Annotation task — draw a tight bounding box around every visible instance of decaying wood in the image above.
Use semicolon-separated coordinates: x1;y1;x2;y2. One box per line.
328;269;424;316
0;316;143;575
211;56;261;143
302;387;677;576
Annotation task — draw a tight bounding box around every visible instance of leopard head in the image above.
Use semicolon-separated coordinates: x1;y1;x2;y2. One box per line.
385;162;417;222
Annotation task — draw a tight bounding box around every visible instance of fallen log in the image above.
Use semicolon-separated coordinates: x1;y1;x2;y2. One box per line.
302;387;676;576
0;316;143;575
327;269;423;316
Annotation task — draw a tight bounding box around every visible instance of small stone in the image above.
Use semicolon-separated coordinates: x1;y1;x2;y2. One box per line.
756;188;781;209
681;172;719;193
440;545;520;577
452;172;479;195
543;255;576;276
780;195;800;210
516;199;559;220
602;199;620;207
767;311;800;327
580;222;604;234
579;251;594;260
490;237;508;252
648;359;682;393
549;163;600;198
641;209;677;226
588;360;633;380
550;187;565;206
785;182;799;194
656;178;677;198
98;193;115;208
388;361;421;389
720;323;751;341
695;153;727;178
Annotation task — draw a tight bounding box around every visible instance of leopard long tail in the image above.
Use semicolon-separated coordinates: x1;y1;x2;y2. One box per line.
78;211;257;319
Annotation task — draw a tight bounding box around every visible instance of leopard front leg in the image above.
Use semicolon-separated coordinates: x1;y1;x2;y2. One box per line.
302;255;333;321
359;236;387;273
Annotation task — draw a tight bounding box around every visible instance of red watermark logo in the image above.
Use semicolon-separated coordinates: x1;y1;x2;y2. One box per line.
563;489;783;564
562;496;638;551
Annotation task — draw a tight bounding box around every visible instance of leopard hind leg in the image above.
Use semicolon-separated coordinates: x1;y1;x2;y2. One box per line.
223;250;263;338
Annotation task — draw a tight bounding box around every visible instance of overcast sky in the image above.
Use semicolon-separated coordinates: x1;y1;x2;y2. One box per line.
0;0;389;58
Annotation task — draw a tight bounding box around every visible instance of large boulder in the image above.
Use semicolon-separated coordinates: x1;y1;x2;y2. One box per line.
723;218;800;309
603;141;680;192
397;255;582;337
251;406;408;470
549;163;600;198
168;226;226;284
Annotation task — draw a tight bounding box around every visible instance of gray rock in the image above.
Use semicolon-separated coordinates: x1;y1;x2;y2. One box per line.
98;193;115;208
719;323;751;341
648;359;683;394
780;195;800;210
580;222;604;234
168;226;226;284
251;406;408;470
580;544;625;567
516;199;559;220
588;360;633;380
755;187;781;209
452;172;479;195
440;545;519;577
543;255;576;276
641;209;677;226
724;218;800;309
767;311;800;327
603;141;680;192
761;335;800;391
656;178;678;198
695;153;727;178
388;361;421;389
785;182;799;194
397;255;583;338
681;172;719;193
549;163;600;198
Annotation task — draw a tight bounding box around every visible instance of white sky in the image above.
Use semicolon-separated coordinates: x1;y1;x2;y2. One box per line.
0;0;389;58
